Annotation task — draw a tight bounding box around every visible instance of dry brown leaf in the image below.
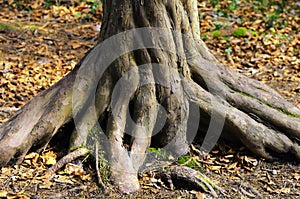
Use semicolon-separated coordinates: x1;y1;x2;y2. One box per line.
227;162;238;170
41;151;57;165
277;187;290;194
0;190;8;197
292;173;300;180
209;165;222;171
64;163;84;176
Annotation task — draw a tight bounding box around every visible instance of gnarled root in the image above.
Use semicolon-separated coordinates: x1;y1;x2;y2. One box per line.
160;165;226;197
183;73;300;160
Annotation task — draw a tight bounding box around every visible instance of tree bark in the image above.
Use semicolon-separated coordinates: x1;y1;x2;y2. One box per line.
0;0;300;194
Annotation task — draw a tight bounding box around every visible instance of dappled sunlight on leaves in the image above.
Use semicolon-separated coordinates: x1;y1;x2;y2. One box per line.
199;0;300;106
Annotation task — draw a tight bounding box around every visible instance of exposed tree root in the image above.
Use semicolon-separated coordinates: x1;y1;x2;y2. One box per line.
45;146;109;195
46;147;89;176
160;165;226;198
0;71;76;166
235;181;262;199
183;78;300;159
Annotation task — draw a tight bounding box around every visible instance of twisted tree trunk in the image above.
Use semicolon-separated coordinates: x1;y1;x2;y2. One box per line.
0;0;299;193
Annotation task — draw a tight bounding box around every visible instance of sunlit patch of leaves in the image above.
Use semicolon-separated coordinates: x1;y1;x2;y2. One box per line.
199;0;300;105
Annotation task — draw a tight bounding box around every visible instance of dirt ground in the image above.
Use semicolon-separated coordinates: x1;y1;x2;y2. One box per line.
0;1;299;198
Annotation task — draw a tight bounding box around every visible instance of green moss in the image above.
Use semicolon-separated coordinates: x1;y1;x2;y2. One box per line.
236;89;299;118
14;21;26;25
232;27;258;37
0;23;18;31
278;107;299;118
232;27;247;37
212;30;221;37
223;81;299;118
0;23;42;33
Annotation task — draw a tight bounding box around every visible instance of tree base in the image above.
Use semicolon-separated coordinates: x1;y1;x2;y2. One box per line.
0;0;299;194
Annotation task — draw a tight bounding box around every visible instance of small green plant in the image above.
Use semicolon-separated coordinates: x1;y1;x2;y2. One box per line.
266;12;280;27
212;30;221;37
88;0;101;14
177;156;205;172
229;0;239;11
210;0;220;8
201;34;209;41
79;0;102;22
178;155;197;167
232;27;247;37
237;17;243;24
177;155;190;164
225;47;232;55
148;147;168;159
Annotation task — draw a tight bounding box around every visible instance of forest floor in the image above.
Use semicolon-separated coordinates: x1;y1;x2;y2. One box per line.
0;0;299;198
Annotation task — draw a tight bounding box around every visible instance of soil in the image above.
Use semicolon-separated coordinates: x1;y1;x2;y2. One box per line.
0;1;299;198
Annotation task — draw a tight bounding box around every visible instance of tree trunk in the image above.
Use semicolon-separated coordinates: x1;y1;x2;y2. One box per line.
1;0;300;193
